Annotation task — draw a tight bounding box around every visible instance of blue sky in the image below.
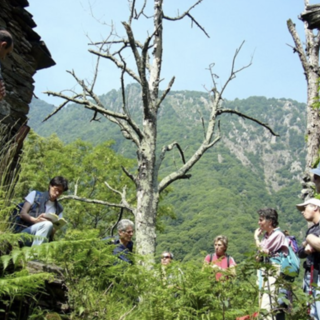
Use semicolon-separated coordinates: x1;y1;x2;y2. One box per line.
28;0;313;105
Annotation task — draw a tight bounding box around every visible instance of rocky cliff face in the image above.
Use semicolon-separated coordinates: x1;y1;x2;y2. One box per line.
153;91;306;193
29;85;307;193
217;100;305;192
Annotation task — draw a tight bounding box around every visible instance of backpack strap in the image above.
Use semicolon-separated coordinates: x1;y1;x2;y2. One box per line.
210;253;230;267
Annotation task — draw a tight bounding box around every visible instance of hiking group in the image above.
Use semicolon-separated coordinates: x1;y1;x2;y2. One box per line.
12;173;314;320
3;26;320;320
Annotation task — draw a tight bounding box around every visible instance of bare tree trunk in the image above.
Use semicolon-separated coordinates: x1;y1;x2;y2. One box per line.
287;0;320;169
135;112;159;256
306;72;320;168
46;0;277;259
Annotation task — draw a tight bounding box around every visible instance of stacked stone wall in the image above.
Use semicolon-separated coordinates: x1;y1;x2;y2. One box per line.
0;0;54;135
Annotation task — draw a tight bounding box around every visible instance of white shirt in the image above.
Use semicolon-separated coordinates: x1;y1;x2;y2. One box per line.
25;191;63;218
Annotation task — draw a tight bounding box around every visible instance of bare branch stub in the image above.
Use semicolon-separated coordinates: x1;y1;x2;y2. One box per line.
156;76;175;109
90;111;101;122
197;108;206;138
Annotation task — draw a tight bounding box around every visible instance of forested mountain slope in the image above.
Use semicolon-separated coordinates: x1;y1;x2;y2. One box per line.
28;85;307;262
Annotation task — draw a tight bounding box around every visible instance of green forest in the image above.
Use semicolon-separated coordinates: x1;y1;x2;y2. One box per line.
28;87;308;263
0;88;312;319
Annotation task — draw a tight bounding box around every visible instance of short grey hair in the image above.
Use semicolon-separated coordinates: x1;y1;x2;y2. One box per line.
161;251;174;259
117;219;134;231
214;235;228;250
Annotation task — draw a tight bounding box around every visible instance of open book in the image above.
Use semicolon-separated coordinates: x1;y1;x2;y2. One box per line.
43;213;67;229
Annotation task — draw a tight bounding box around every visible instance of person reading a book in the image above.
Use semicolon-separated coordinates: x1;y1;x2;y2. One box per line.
113;219;134;264
19;176;68;246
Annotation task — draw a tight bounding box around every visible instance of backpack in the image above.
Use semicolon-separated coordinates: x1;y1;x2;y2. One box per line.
286;235;299;253
10;191;42;233
270;231;300;280
210;253;230;267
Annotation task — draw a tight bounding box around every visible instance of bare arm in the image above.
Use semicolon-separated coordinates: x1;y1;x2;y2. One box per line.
306;234;320;252
254;228;267;252
20;201;48;225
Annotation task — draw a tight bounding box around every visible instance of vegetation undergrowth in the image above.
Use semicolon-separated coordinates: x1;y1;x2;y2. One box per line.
0;230;315;320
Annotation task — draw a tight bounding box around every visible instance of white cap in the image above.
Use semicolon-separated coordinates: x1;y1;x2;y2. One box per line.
296;198;320;211
311;163;320;177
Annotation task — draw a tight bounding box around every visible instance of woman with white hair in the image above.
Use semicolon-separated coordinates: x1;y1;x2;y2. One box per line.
113;219;134;264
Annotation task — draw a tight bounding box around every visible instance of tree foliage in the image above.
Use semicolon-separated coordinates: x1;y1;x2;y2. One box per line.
15;131;136;237
0;126;310;319
0;234;312;319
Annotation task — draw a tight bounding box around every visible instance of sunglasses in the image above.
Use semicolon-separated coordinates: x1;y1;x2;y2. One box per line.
161;255;171;259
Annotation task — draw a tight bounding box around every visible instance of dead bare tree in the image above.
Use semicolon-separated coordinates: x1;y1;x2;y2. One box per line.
44;0;276;259
287;0;320;171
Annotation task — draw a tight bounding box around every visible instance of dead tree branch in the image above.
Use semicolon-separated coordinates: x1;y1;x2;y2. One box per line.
121;166;137;186
218;109;279;137
42;97;80;122
104;182;133;213
157;40;271;193
111;207;124;236
44;90;124;120
163;0;209;38
156;142;186;174
287;19;310;77
59;194;134;214
158;136;220;193
156;76;175;109
89;48;141;83
129;0;147;23
117;52;144;143
220;41;253;95
45;66;144;145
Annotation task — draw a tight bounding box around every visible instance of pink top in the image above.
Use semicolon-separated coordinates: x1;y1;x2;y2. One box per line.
204;253;236;280
260;228;288;257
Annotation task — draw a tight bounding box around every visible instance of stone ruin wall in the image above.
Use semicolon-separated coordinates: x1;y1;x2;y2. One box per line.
0;0;54;139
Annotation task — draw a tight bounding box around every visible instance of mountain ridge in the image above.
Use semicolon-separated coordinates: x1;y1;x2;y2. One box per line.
27;86;307;261
28;85;306;194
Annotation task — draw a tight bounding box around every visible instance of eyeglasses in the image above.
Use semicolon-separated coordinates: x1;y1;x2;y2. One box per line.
122;230;134;234
161;255;171;259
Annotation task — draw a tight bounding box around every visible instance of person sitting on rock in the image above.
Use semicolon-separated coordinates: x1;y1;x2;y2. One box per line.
19;176;68;246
